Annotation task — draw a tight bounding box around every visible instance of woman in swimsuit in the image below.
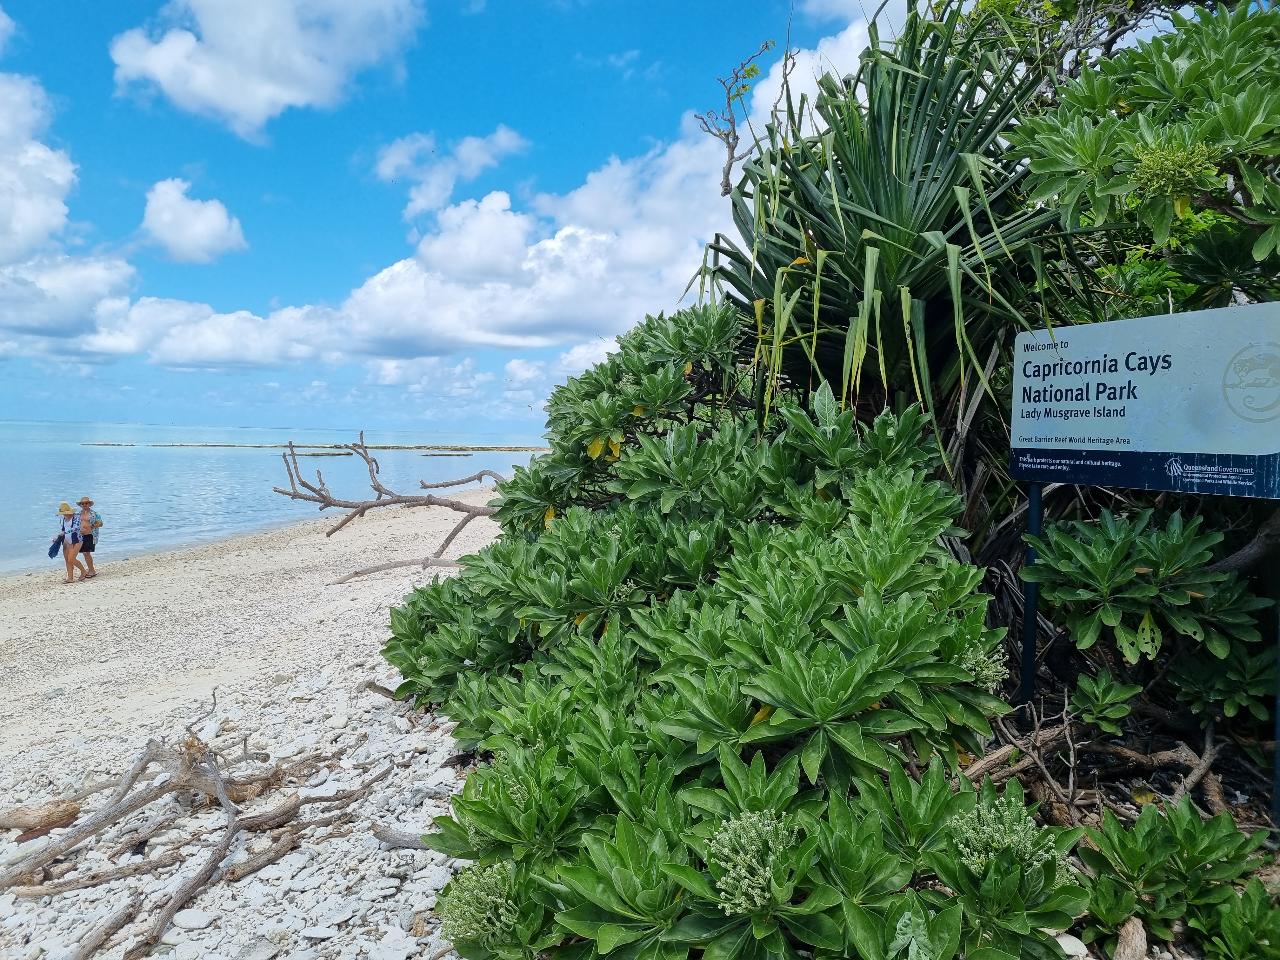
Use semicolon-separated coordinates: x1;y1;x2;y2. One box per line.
54;502;87;584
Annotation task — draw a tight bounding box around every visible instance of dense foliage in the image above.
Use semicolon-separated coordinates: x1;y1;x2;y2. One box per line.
379;4;1280;959
384;303;1276;960
1013;4;1280;306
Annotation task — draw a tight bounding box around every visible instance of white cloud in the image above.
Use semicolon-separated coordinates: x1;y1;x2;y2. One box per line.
377;125;528;218
7;18;872;400
0;256;134;338
555;337;616;376
110;0;425;138
142;178;248;263
368;356;495;401
81;296;337;365
0;6;16;55
415;191;534;279
0;74;77;263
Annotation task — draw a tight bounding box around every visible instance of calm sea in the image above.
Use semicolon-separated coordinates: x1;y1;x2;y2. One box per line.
0;420;537;574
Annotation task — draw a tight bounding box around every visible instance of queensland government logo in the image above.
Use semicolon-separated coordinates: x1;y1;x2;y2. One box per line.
1165;457;1185;479
1222;342;1280;423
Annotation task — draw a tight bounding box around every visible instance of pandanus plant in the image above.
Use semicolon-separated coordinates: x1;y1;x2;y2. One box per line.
706;3;1100;421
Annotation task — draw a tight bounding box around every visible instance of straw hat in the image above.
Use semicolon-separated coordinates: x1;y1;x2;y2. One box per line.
77;496;94;506
58;502;74;515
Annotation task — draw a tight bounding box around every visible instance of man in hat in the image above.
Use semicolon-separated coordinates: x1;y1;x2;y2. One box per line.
77;496;103;578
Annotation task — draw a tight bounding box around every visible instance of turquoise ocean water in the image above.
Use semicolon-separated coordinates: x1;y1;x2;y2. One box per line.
0;420;536;574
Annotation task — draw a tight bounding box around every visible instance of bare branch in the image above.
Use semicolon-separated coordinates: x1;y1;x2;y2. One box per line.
332;557;461;586
274;435;503;537
421;470;506;490
697;39;777;196
1209;508;1280;573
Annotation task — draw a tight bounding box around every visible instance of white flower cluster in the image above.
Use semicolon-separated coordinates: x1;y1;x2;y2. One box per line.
950;792;1054;874
438;863;520;947
706;809;796;916
957;643;1009;693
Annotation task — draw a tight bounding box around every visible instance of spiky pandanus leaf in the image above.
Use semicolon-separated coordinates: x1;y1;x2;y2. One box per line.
708;3;1096;419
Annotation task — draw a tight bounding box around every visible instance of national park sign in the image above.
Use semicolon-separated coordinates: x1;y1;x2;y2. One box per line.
1009;304;1280;500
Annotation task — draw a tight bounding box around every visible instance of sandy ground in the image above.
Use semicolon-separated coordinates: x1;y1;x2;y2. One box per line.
0;490;498;758
0;492;499;960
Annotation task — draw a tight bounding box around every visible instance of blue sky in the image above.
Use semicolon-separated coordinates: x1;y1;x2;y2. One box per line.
0;0;868;441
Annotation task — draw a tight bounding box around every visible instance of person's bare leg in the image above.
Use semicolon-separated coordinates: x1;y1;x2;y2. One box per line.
62;543;76;583
66;543;87;581
83;549;96;576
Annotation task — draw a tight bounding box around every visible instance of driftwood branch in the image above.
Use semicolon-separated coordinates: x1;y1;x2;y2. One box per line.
333;557;461;586
1;695;415;959
71;894;144;960
1210;508;1280;573
273;433;502;537
372;822;433;850
273;431;507;582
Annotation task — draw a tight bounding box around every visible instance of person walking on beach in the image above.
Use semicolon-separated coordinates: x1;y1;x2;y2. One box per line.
54;502;87;584
77;496;102;578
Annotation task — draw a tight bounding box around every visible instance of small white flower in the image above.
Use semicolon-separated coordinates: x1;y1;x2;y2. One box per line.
707;809;796;915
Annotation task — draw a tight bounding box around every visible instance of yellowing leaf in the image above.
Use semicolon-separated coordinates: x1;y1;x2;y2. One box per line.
1174;196;1190;218
683;361;694;376
1132;789;1157;806
749;705;774;727
587;437;605;459
790;256;811;266
1133;566;1152;575
574;612;588;626
608;439;621;459
543;506;556;528
632;404;647;417
1189;591;1206;599
957;749;973;768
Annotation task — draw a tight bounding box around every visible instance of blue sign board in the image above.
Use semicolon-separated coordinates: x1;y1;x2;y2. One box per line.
1010;304;1280;500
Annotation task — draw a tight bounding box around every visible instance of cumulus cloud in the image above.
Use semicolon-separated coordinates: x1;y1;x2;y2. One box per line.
0;69;137;354
7;17;870;398
0;74;77;263
110;0;425;138
0;256;134;338
82;297;336;365
376;125;528;218
141;178;248;263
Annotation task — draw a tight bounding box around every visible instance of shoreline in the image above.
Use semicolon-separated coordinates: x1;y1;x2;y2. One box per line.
0;511;327;579
0;489;499;756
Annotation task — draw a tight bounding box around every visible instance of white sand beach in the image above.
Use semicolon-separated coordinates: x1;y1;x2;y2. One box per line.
0;491;497;755
0;493;499;960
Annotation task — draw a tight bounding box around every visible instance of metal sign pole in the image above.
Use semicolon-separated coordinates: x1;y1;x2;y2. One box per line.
1273;602;1280;825
1019;482;1044;703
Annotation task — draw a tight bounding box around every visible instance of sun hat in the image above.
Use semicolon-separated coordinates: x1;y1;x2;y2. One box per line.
77;496;94;506
58;502;74;515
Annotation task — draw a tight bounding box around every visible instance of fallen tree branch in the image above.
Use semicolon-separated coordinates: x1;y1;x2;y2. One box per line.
1209;508;1280;573
12;850;184;898
1172;723;1218;804
273;433;502;537
224;830;300;883
0;799;81;833
372;823;433;850
71;893;144;960
333;557;461;586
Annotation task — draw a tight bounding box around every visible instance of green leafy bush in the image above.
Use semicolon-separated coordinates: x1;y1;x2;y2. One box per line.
1080;800;1267;951
1014;4;1280;265
1070;670;1141;736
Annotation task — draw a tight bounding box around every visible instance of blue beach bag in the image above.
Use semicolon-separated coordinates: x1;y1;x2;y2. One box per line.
48;535;63;559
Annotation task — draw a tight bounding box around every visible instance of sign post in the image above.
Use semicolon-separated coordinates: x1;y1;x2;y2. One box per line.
1019;482;1043;704
1008;303;1280;727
